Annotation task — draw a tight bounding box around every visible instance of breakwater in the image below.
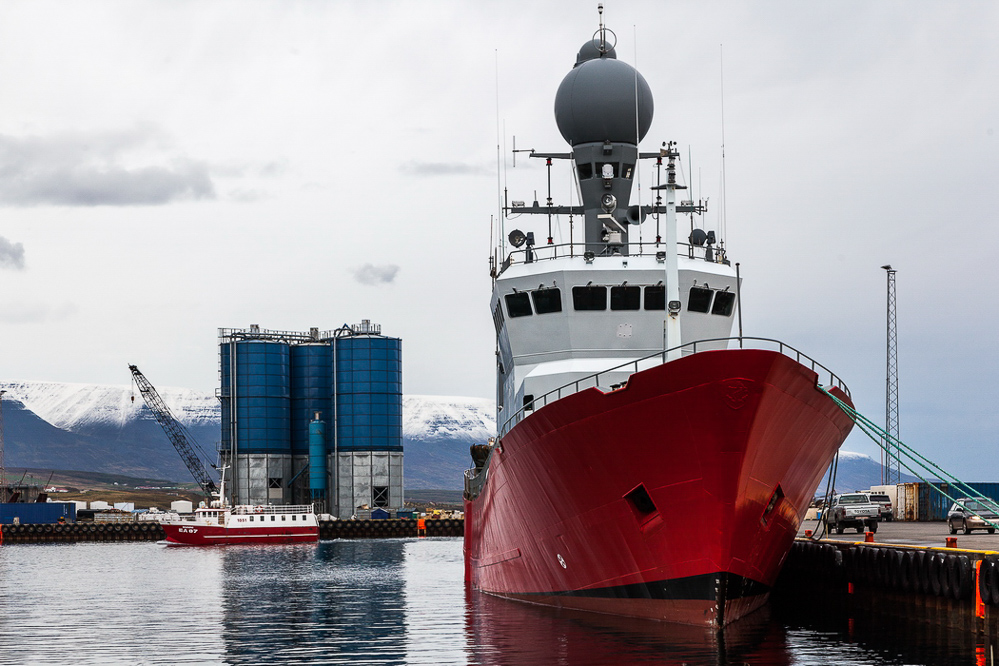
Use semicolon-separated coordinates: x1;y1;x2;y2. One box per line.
0;518;464;544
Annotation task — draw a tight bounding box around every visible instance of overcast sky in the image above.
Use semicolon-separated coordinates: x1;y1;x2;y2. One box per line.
2;1;997;478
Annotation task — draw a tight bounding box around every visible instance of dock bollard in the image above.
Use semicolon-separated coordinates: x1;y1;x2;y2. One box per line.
946;537;958;548
865;531;875;543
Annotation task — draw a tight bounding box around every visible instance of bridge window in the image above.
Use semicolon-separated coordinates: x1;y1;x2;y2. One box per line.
622;163;634;179
687;287;713;313
577;163;593;180
573;286;606;310
712;291;736;316
610;286;640;310
505;292;533;318
644;285;665;310
531;288;563;314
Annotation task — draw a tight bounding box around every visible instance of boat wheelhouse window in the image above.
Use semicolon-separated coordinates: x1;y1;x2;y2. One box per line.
577;163;593;180
373;486;389;508
610;285;641;311
505;292;533;318
711;290;736;316
687;287;713;313
644;285;665;311
523;394;535;411
622;163;634;179
573;285;606;310
531;288;563;314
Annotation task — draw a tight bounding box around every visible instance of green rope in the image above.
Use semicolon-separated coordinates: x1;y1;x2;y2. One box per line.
819;386;999;531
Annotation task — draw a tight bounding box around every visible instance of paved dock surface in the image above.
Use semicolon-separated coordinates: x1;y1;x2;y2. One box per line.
798;519;999;550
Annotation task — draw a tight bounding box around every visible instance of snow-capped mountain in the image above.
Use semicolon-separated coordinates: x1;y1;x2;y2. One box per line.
1;379;901;492
1;380;217;430
0;380;494;490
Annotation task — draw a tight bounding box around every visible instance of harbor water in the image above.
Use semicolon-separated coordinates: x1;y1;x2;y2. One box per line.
0;538;987;665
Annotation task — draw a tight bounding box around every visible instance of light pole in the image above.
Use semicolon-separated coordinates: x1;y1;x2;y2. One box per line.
882;265;900;485
0;389;6;500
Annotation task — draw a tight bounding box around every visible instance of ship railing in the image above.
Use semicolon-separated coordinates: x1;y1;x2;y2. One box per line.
230;504;316;515
498;336;851;438
499;241;728;273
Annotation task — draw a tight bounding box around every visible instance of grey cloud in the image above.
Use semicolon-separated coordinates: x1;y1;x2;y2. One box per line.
0;128;216;206
0;302;76;324
0;236;25;270
399;161;492;177
352;264;399;285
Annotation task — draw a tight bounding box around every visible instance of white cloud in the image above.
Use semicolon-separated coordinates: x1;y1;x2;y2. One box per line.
0;129;214;206
0;236;25;269
352;264;400;285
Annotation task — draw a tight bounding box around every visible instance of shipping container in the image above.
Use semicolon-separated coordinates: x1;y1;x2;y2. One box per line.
1;502;77;524
896;482;999;521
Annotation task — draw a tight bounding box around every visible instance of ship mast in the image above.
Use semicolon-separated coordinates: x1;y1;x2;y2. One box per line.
654;143;685;359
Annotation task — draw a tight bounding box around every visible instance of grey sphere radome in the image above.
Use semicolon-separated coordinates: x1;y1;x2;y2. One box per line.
554;55;654;146
575;38;617;66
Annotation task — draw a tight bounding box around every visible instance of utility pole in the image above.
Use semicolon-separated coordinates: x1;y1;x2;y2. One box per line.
882;265;900;485
0;389;6;501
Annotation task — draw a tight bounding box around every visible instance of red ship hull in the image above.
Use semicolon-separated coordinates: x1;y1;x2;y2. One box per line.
162;524;318;546
464;349;853;627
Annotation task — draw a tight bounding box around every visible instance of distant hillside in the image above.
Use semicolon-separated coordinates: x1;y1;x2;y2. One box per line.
2;380;904;494
817;451;919;496
0;381;492;491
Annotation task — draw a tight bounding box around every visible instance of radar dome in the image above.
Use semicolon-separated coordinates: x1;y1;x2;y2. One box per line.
554;57;653;146
575;38;617;66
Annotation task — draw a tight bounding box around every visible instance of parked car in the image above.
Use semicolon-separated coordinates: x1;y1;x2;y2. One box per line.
825;493;880;534
868;493;893;521
947;498;999;534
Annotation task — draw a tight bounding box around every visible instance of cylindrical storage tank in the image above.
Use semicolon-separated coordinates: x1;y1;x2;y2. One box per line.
290;343;333;455
220;340;291;454
333;336;403;453
309;413;327;500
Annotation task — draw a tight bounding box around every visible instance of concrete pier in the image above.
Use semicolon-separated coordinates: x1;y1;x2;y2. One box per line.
0;518;464;544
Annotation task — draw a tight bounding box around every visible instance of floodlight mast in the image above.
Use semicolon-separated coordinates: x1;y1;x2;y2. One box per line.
882;265;900;485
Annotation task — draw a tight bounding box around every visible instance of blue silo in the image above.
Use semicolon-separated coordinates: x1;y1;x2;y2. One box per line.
333;335;403;453
220;339;291;455
290;343;333;456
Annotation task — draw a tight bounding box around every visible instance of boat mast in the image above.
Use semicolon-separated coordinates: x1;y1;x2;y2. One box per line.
655;142;684;360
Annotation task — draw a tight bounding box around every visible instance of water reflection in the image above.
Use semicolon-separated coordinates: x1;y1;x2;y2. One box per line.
0;538;993;664
221;540;410;664
464;588;791;666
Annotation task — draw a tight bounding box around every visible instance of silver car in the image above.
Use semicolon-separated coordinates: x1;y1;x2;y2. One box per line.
947;498;999;534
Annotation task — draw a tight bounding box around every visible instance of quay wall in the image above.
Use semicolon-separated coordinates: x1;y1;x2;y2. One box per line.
778;538;999;632
0;519;464;544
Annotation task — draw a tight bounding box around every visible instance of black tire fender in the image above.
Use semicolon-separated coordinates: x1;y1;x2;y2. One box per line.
955;555;974;601
929;553;944;597
979;558;995;605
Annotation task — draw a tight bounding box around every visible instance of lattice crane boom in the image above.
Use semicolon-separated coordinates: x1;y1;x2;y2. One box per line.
128;364;219;497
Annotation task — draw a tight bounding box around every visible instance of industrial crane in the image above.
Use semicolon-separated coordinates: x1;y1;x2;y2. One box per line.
128;364;219;498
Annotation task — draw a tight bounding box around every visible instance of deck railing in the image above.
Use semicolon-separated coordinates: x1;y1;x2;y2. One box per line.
499;241;729;272
498;336;851;438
